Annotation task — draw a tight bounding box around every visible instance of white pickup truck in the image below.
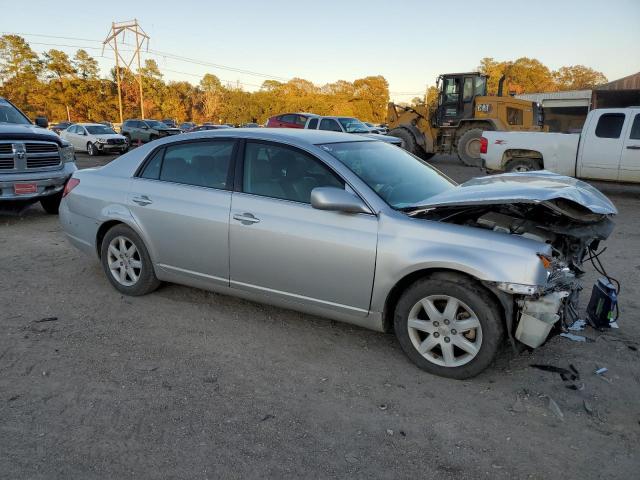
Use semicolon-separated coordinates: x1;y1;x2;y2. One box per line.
480;108;640;183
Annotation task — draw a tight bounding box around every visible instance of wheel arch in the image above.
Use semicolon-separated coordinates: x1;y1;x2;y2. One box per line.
381;268;506;334
500;149;544;170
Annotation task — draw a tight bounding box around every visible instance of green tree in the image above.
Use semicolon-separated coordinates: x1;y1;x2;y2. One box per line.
553;65;608;90
43;49;75;79
73;49;99;79
0;34;41;82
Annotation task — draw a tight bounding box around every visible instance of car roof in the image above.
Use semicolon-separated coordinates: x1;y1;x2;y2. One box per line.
75;122;108;127
161;128;371;146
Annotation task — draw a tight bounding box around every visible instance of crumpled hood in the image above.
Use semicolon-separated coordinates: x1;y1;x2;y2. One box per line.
410;170;618;216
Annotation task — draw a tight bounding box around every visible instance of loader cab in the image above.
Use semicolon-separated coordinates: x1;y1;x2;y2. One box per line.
435;73;488;127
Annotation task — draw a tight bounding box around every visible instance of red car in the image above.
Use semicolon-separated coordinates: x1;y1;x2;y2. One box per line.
266;112;314;129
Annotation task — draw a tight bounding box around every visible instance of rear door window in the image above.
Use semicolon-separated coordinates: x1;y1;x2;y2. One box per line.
307;118;318;129
319;119;342;132
629;114;640;140
138;140;235;189
281;114;296;124
595;113;625;138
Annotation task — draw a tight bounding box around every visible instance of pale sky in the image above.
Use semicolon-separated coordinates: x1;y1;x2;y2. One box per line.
2;0;639;101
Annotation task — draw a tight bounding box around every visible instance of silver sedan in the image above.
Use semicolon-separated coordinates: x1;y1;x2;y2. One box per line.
59;129;616;378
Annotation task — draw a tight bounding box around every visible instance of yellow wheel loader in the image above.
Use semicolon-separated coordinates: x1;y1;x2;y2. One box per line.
387;72;543;166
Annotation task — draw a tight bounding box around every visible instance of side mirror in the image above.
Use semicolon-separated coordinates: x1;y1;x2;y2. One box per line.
310;187;371;214
34;116;49;128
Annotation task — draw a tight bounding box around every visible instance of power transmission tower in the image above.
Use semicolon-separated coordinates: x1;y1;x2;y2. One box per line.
103;19;150;124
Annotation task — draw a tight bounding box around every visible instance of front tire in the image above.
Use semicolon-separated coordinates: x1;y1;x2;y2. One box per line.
40;192;62;214
87;142;97;156
456;128;484;167
100;224;160;296
394;273;504;379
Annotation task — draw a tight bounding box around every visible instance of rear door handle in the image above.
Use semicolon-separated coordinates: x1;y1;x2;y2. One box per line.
233;212;260;225
626;145;640;150
132;195;153;206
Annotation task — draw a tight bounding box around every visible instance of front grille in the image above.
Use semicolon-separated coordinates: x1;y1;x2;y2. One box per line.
0;158;14;169
107;138;125;145
27;155;61;169
0;144;12;154
26;142;59;153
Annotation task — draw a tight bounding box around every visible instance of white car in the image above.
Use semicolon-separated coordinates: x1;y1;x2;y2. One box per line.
61;123;129;156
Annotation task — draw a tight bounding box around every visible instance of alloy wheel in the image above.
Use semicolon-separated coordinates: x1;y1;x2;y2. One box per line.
107;235;142;287
407;295;483;367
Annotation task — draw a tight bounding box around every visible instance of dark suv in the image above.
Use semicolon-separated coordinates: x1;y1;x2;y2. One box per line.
121;119;181;144
266;113;314;129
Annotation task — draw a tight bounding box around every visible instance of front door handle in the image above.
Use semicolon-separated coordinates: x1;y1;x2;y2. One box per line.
233;212;260;225
626;145;640;150
132;195;153;206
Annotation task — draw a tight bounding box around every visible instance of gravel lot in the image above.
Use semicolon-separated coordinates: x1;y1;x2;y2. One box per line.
1;152;639;479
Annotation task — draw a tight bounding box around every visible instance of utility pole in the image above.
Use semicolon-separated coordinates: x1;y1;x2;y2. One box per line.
103;19;150;124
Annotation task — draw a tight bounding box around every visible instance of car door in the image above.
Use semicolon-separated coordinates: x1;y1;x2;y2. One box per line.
127;139;237;287
619;111;640;183
229;140;378;316
62;125;76;149
578;110;627;181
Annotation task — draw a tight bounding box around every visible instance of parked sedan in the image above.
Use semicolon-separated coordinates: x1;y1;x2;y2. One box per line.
59;129;616;378
61;123;128;156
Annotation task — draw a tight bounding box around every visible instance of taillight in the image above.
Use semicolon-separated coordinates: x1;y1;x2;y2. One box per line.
479;136;488;154
62;178;80;197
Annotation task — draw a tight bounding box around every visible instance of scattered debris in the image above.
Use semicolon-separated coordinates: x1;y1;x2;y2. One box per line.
386;429;394;435
568;319;587;331
260;414;274;422
344;453;359;464
583;400;594;415
595;367;608;375
8;395;20;402
530;364;577;380
399;430;406;437
379;404;388;411
34;316;58;323
135;363;158;372
202;376;217;384
547;397;564;421
560;332;588;342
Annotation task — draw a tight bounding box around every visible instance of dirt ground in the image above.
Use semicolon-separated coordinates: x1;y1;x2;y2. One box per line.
1;153;639;479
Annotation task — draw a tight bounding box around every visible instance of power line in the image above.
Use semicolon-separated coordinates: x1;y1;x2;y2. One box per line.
3;31;427;95
3;31;289;81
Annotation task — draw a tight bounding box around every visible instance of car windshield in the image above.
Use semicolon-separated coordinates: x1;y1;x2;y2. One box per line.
145;120;166;129
86;125;116;135
0;99;31;125
320;141;455;209
337;117;370;134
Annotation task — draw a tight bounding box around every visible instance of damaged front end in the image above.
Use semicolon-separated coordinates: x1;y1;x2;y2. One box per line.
406;171;618;349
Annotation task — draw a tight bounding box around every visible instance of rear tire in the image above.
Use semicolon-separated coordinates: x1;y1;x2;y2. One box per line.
40;192;62;214
394;273;504;379
505;157;542;172
100;224;161;296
